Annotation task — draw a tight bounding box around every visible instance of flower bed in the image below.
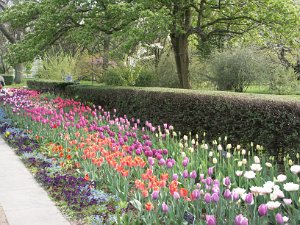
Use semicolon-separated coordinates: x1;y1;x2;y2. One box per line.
0;88;299;225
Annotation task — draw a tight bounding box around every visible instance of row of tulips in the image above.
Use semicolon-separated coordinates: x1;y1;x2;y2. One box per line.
0;88;299;225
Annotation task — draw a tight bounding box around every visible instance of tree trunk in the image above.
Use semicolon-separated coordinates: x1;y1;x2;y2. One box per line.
14;63;24;84
170;33;191;89
103;34;110;71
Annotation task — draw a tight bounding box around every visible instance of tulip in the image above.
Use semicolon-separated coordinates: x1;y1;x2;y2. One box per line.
275;213;284;224
182;157;189;167
234;214;248;225
206;215;217;225
182;170;189;179
283;198;292;205
223;176;231;187
148;157;155;166
190;170;197;179
258;204;268;217
223;189;231;200
161;202;169;213
208;167;214;176
204;193;211;203
244;193;254;205
172;173;178;180
158;158;166;166
173;192;180;200
211;193;219;203
151;190;159;200
191;189;201;200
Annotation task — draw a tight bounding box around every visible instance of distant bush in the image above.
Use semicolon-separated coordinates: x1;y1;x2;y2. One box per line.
2;75;14;85
269;67;299;94
209;47;273;92
36;52;77;81
103;66;158;87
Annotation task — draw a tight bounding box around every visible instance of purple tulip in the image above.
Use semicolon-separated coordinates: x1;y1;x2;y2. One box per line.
244;193;253;205
158;158;166;166
151;190;159;200
213;180;220;186
173;191;180;200
166;159;174;168
223;176;231;186
234;214;248;225
258;204;268;217
191;189;201;200
232;191;239;201
156;153;162;160
145;151;153;157
211;185;220;194
211;193;220;203
172;173;178;180
161;202;169;213
190;170;197;179
206;177;213;186
206;215;217;225
208;167;214;176
182;157;189;167
275;213;284;224
148;157;155;166
182;170;189;179
223;189;232;200
204;193;211;203
162;149;168;155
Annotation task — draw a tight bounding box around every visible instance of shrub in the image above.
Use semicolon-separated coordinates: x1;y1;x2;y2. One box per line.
36;52;77;81
2;75;14;85
27;80;76;93
103;66;157;87
61;84;300;157
269;67;299;94
103;66;139;86
209;47;273;92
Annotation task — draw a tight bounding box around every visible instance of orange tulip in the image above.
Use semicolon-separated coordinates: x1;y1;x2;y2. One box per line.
179;188;188;197
145;202;154;211
142;190;149;197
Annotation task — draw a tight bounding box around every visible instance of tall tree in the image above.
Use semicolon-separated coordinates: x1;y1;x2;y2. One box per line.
0;0;26;83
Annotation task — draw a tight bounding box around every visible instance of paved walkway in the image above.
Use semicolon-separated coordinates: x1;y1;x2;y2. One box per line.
0;137;71;225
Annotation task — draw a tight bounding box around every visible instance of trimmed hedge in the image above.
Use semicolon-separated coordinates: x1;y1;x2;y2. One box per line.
27;80;77;93
28;81;300;156
2;75;14;85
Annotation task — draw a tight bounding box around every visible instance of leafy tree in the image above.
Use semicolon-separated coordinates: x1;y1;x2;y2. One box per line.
0;0;28;83
1;0;300;87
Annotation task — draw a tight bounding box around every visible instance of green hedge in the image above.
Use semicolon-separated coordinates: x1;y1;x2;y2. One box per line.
28;81;300;156
2;75;14;85
27;80;77;93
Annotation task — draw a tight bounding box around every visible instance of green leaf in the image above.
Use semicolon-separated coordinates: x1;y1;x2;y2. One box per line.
129;199;142;212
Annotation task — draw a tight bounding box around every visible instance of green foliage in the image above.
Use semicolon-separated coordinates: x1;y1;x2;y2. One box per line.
155;52;180;88
103;66;140;86
269;67;299;94
27;80;75;93
2;75;14;85
209;47;274;92
36;53;77;81
103;66;157;87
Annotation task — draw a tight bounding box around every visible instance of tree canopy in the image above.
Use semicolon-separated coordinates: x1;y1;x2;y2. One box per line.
1;0;300;87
